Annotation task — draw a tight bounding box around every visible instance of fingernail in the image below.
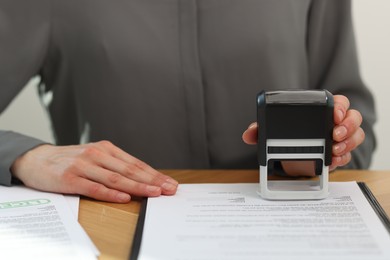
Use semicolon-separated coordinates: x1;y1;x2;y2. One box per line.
249;123;257;129
162;182;177;191
337;109;344;120
333;143;346;155
335;126;347;139
333;156;342;164
147;185;161;193
166;178;178;186
117;193;131;202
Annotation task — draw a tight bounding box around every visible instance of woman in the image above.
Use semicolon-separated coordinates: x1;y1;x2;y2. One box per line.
0;0;375;202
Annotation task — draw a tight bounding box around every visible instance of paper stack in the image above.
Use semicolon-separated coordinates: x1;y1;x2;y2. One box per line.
0;186;99;260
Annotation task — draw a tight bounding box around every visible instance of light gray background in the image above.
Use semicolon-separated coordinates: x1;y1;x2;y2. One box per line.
0;1;389;169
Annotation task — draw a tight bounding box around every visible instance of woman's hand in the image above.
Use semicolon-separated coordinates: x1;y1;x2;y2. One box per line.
330;95;364;170
11;141;178;203
242;94;365;175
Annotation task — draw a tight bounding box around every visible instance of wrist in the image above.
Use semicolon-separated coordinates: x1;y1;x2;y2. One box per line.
10;144;53;180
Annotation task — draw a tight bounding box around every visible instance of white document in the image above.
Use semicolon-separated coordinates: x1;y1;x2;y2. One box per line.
0;186;98;260
138;182;390;260
64;195;80;219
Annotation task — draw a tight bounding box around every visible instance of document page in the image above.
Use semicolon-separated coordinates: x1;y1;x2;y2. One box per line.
0;186;97;260
138;182;390;260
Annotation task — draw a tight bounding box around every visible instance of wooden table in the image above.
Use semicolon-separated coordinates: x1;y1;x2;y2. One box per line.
78;170;390;260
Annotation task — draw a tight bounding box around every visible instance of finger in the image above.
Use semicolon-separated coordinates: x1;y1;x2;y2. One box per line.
98;141;178;182
281;161;316;177
333;95;350;124
89;141;178;195
330;152;352;170
333;127;365;157
83;165;163;197
119;161;178;195
242;123;258;145
69;177;132;203
333;109;363;142
88;149;177;195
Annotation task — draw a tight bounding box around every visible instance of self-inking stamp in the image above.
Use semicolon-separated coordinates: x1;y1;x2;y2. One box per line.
257;90;334;200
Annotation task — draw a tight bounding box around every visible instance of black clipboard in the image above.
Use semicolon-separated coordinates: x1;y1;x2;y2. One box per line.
130;198;148;260
357;182;390;233
129;182;390;260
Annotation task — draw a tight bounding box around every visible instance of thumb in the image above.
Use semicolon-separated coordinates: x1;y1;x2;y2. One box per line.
242;123;258;145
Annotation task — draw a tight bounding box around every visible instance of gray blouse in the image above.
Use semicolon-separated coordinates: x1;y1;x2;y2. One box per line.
0;0;376;185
